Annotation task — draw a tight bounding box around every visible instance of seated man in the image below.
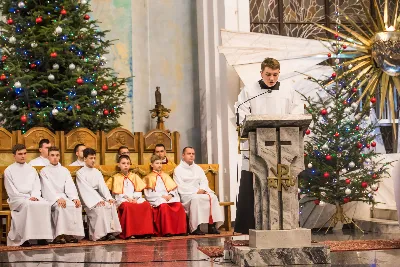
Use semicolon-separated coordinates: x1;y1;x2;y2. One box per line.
174;147;223;235
4;144;53;246
144;155;187;237
29;138;52;166
154;144;176;167
76;148;122;241
69;143;86;166
40;146;85;244
116;146;130;162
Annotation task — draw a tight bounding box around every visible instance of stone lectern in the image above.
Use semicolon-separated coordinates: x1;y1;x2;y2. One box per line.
231;115;330;266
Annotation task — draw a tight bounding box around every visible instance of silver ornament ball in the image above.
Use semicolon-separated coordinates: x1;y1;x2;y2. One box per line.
52;108;59;116
55;26;63;34
90;90;98;96
69;63;76;70
10;104;17;111
319;200;326;207
345;188;352;195
307;163;312;168
52;64;59;70
14;81;21;88
18;1;25;8
9;36;16;44
371;184;378;191
48;74;55;81
349;161;355;168
31;42;38;48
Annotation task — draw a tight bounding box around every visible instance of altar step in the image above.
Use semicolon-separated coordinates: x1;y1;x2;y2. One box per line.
372;207;398;221
353;217;400;234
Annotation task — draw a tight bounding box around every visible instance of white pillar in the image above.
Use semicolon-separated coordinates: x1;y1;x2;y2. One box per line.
196;0;250;220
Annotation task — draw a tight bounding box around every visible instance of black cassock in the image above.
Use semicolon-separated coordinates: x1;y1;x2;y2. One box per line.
234;170;255;234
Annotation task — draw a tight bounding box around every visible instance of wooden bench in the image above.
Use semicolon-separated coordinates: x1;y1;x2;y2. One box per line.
0;163;234;241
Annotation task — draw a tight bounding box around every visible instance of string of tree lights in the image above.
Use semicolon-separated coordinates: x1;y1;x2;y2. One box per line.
0;0;128;133
298;3;394;216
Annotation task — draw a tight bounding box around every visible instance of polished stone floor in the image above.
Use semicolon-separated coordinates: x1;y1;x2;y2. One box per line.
0;230;399;266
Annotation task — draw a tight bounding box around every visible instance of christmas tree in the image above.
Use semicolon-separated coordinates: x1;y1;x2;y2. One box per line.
0;0;127;133
298;55;393;230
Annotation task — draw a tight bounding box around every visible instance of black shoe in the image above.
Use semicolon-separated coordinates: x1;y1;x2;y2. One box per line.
98;235;108;241
191;227;206;235
208;224;220;234
21;241;32;247
164;233;173;237
64;235;78;243
107;234;116;241
37;239;49;246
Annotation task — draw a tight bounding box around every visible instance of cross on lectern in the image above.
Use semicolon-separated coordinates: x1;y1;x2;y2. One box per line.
265;132;293;230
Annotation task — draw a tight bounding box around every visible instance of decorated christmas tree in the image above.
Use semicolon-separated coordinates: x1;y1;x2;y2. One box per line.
298;54;393;230
0;0;127;133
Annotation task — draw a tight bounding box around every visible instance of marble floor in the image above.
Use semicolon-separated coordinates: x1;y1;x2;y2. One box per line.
0;230;399;266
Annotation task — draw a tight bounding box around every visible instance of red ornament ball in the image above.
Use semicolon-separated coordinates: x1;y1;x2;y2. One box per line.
355;126;360;131
304;153;307;157
314;199;320;205
320;109;328;115
60;9;67;15
331;73;337;78
305;129;311;135
42;89;48;94
101;84;109;91
0;74;6;80
84;14;90;20
103;109;109;115
112;83;117;87
36;17;43;24
342;44;347;49
345;179;351;184
1;56;7;61
352;88;357;93
356;142;363;149
361;182;368;188
20;115;27;123
7;18;13;25
366;144;371;148
76;78;84;85
323;172;330;178
371;141;376;147
372;173;377;179
327;53;331;58
110;108;115;114
30;63;36;69
343;197;350;203
370;97;377;104
334;132;340;137
343;100;348;105
50;52;57;58
334;33;339;38
76;105;81;110
325;155;332;161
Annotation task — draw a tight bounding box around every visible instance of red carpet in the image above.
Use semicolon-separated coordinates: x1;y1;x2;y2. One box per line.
0;231;239;252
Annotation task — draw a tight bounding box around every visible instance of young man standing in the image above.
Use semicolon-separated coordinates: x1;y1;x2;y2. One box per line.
76;148;122;241
4;144;53;246
29;139;52;166
40;146;85;244
69;144;86;166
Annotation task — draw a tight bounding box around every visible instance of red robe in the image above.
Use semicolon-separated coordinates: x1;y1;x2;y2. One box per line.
109;172;154;239
144;171;187;236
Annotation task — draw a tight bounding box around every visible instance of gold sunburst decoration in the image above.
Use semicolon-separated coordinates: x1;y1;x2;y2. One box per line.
315;0;400;138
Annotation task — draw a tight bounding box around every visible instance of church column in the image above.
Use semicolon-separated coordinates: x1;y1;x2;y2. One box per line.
196;0;250;221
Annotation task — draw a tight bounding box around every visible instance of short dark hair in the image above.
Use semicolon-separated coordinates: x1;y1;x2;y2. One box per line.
118;155;131;163
150;155;162;163
48;146;60;154
154;144;165;150
118;146;129;155
182;146;194;154
74;143;85;154
261;58;280;71
12;144;26;155
83;148;96;158
39;139;50;148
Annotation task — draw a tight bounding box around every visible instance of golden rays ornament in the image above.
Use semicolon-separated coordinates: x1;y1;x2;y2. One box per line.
315;0;400;138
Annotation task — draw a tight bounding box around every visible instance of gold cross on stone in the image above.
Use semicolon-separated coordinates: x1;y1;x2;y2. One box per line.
267;164;295;191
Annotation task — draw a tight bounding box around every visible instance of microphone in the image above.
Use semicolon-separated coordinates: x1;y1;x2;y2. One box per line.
236;82;280;126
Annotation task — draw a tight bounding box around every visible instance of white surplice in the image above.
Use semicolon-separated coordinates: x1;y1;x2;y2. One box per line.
173;161;224;232
114;180;145;206
69;160;85;166
4;162;53;246
28;156;50;167
40;164;85;239
144;177;180;207
76;166;121;241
